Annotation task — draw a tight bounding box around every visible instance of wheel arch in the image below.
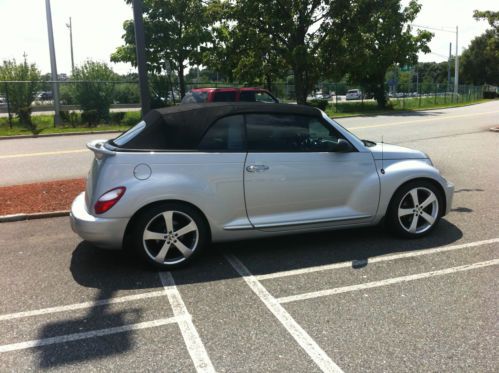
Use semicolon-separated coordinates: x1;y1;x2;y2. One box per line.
122;199;212;249
384;177;447;218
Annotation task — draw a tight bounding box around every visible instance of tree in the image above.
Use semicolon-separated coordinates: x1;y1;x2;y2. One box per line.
0;58;41;128
473;10;499;33
111;0;212;98
71;61;119;123
209;0;355;104
460;30;498;85
337;0;432;108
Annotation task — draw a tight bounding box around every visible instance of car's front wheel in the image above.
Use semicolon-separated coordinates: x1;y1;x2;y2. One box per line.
131;202;209;269
387;181;443;238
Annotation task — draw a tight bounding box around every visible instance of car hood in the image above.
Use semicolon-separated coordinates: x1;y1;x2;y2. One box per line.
369;143;428;160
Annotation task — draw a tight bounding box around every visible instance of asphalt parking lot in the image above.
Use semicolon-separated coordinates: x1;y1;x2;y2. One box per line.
1;105;498;372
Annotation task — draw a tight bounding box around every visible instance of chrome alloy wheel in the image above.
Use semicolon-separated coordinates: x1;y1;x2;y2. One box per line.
142;210;199;265
397;187;439;234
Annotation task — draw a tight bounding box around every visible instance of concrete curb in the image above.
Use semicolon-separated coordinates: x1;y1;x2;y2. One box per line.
0;130;122;141
0;210;70;223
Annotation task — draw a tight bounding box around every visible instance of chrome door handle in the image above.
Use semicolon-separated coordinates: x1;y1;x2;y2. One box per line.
246;164;270;172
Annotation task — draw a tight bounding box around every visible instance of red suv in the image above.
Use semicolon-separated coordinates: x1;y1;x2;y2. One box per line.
180;87;279;104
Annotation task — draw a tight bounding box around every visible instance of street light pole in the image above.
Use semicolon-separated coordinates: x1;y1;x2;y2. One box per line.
132;0;150;116
454;26;459;94
45;0;61;125
66;17;75;74
448;42;451;92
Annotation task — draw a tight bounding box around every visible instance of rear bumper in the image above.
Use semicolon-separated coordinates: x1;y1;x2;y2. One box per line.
70;193;128;250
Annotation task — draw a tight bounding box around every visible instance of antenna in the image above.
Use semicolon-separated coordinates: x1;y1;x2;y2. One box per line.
380;136;385;174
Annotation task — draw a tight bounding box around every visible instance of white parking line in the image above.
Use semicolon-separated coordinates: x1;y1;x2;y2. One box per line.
278;259;499;304
225;254;344;373
256;238;499;281
0;316;183;353
0;290;167;321
159;272;215;373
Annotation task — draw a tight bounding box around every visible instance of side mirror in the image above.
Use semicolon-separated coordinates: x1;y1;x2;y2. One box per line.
335;138;354;153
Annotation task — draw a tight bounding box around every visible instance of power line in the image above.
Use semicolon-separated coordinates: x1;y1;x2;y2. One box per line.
412;24;456;34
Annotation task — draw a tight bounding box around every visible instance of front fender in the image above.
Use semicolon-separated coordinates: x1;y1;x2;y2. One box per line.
375;159;453;222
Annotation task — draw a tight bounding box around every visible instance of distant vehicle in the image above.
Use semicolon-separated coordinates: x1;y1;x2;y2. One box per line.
181;87;279;104
71;102;454;269
346;89;362;100
36;91;53;101
0;96;7;104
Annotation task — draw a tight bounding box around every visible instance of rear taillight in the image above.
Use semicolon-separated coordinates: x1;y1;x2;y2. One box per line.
94;187;126;214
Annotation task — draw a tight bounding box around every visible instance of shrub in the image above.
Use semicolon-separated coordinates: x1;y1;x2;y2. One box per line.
110;111;126;124
81;110;99;127
71;61;118;123
59;110;70;123
0;59;41;129
307;99;328;111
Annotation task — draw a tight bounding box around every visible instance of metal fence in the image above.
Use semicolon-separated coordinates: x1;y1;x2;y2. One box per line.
0;80;487;123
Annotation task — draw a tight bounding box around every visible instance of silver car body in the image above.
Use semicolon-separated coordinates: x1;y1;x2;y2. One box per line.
71;110;454;249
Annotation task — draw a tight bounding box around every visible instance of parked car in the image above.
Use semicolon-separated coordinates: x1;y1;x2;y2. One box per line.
181;87;279;104
36;91;53;101
346;89;362;100
71;103;454;269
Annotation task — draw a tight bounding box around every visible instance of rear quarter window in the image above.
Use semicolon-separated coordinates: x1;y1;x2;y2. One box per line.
212;91;237;102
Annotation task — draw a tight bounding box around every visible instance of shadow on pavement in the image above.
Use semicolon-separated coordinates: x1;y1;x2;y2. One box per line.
35;245;158;368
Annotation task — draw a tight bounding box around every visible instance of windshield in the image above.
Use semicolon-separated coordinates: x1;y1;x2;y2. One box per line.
111;120;146;147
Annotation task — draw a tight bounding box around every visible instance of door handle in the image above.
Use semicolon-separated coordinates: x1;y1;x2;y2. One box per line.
246;164;270;172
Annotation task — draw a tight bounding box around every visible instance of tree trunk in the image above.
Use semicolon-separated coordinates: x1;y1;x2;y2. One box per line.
373;82;388;109
265;74;272;92
293;67;308;105
178;65;186;99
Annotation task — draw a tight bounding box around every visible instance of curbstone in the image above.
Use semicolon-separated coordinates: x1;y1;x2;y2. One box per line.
0;210;69;223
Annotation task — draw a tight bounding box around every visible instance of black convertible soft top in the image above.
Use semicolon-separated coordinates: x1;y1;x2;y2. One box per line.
116;102;322;150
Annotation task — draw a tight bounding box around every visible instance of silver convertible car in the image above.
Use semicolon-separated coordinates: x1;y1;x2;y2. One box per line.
71;103;454;269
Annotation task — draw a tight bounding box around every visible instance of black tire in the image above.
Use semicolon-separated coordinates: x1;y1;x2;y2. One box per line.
130;202;209;269
386;180;444;238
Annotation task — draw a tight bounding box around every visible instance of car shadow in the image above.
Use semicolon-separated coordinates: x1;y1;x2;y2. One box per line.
35;246;157;369
39;219;461;367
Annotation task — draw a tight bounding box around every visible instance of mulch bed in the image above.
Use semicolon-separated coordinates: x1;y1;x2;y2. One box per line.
0;178;86;216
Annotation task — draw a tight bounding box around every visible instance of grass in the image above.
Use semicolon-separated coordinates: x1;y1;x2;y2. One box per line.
326;97;490;118
0;111;140;136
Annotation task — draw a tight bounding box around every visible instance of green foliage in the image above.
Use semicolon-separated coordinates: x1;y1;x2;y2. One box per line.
113;83;140;104
71;61;119;122
112;0;212;97
473;10;499;32
307;99;329;111
0;58;41;128
338;0;432;108
81;110;99;127
460;30;498;85
110;111;126;124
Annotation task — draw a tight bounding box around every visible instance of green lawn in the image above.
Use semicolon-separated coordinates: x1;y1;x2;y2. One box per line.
0;111;140;136
326;97;490;118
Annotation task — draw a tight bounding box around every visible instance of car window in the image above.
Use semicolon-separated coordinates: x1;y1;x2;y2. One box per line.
239;91;256;102
246;114;348;152
181;91;207;104
112;120;146;146
213;91;237;102
198;115;245;152
255;91;277;103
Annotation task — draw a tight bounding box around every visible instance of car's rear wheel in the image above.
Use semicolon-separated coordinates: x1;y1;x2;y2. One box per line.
131;202;209;269
387;181;443;238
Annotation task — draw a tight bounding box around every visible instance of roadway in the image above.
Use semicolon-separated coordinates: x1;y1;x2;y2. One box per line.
0;100;497;186
0;100;498;371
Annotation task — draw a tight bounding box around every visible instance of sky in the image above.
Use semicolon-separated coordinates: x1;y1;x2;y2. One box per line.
0;0;497;75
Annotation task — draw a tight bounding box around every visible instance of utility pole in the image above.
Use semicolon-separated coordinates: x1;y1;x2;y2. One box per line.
448;42;452;92
454;26;459;94
132;0;150;115
66;17;75;74
45;0;61;125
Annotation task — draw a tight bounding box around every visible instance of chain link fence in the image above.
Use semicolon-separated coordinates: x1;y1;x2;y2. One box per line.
0;80;488;128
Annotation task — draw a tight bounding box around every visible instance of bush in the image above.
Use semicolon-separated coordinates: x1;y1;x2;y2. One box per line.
307;99;328;111
71;61;119;123
81;110;99;127
0;59;41;128
110;111;126;124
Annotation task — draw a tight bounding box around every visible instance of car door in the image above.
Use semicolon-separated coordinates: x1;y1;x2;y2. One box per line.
243;113;380;230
